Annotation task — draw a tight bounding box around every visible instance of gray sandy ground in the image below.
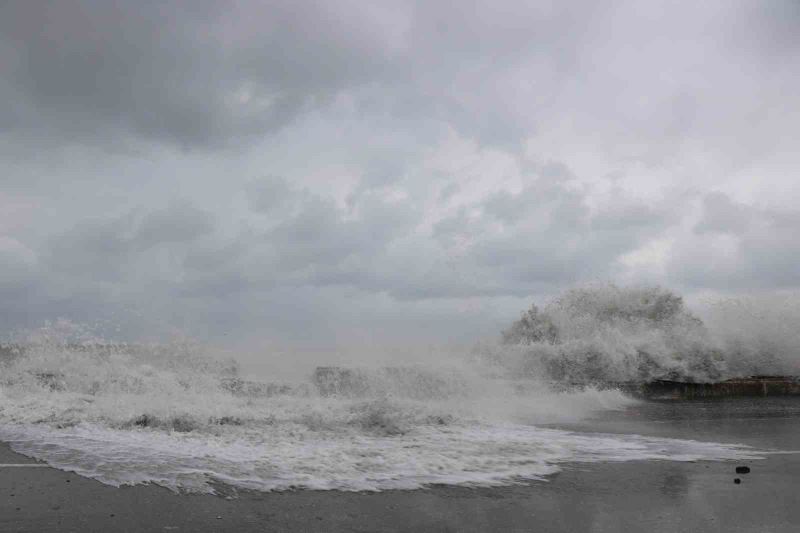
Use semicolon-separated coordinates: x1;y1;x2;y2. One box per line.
2;398;799;532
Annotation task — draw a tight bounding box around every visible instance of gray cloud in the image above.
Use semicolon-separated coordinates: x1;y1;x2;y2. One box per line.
668;193;800;289
44;205;214;280
694;192;752;235
247;177;294;214
0;237;36;294
136;204;215;247
0;0;402;148
1;1;798;347
5;171;676;339
6;1;794;152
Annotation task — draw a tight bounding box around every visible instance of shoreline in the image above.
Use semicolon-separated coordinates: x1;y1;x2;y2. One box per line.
3;442;798;533
2;398;800;532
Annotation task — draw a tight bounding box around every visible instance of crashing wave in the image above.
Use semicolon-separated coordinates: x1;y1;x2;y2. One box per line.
497;285;800;384
0;289;787;494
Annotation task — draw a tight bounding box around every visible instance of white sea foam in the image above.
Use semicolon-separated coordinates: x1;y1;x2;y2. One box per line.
0;419;758;493
0;318;762;494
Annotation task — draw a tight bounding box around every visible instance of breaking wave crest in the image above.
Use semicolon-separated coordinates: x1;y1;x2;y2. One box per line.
495;285;800;383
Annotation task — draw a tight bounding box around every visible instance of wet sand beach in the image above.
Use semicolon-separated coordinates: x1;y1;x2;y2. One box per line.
2;397;799;533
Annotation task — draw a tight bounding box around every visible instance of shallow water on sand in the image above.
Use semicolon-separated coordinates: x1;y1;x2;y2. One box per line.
3;400;798;533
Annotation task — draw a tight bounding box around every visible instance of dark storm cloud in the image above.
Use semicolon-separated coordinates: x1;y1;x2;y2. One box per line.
1;0;798;344
2;0;797;152
0;0;400;148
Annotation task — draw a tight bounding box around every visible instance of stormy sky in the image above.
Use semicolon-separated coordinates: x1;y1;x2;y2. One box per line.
1;0;799;351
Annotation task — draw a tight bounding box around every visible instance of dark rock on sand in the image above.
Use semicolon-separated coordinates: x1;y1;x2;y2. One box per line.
736;466;751;474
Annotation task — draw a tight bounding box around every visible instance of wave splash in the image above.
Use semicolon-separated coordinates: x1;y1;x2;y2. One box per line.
0;287;782;494
495;285;800;383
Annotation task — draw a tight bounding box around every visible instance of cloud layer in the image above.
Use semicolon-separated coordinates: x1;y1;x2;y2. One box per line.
1;0;798;347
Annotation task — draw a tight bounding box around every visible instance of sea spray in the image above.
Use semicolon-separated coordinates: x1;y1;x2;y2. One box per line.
0;289;780;494
700;293;800;377
496;285;800;384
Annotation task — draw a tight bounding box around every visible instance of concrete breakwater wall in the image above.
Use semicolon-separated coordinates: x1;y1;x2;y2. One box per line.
619;376;800;400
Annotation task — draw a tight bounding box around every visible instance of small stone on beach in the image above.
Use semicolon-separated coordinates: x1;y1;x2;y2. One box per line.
734;478;741;484
735;466;750;474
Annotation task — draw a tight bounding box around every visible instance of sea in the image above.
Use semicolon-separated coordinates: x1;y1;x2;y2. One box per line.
0;286;796;494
